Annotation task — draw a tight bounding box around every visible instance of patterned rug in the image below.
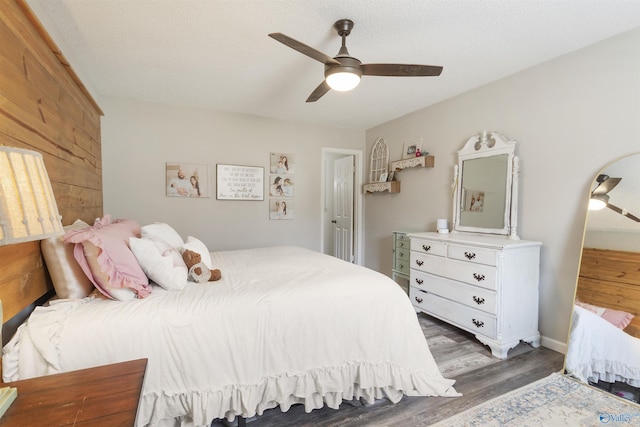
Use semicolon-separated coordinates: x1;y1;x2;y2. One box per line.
432;372;640;426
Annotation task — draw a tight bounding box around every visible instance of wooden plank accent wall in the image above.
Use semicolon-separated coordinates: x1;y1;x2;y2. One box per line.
0;0;103;325
576;247;640;338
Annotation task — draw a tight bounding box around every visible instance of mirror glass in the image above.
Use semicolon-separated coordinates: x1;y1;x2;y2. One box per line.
564;152;640;404
453;131;518;238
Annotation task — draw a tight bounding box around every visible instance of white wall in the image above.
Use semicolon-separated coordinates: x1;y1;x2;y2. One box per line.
101;97;364;252
364;28;640;349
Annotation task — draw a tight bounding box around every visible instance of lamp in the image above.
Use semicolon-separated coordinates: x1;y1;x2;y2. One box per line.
325;57;362;92
588;194;609;210
0;146;64;246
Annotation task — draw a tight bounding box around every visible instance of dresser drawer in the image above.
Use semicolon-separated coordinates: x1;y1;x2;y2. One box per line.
410;270;497;315
448;244;497;266
394;235;410;251
394;256;410;275
411;239;446;257
395;246;410;263
410;288;497;339
411;253;497;291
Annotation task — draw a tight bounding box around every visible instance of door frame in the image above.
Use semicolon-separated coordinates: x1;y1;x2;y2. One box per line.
320;147;364;265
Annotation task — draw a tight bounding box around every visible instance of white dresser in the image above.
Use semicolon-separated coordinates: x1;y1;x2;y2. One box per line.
407;231;542;358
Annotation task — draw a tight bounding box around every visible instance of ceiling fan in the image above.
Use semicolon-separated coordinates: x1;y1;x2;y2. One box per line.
589;174;639;222
268;19;443;102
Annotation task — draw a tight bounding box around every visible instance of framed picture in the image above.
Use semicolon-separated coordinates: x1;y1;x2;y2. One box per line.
379;172;388;182
166;162;210;198
216;164;264;200
269;174;294;197
402;138;423;160
270;152;294;174
463;189;485;212
387;171;395;182
269;198;294;220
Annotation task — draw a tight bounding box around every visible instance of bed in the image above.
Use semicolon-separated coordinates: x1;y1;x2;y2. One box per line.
2;219;459;427
2;5;458;425
564;247;640;388
565;305;640;387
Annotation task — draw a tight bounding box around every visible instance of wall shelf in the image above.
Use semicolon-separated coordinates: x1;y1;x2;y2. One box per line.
363;155;435;194
363;181;401;194
390;155;434;171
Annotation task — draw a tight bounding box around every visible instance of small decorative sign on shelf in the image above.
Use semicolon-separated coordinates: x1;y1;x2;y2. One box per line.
0;387;17;418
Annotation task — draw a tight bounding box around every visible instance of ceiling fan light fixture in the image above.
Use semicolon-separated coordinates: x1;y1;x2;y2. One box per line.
589;194;609;210
326;71;361;91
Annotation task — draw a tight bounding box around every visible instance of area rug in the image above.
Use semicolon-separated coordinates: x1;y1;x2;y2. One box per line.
432;372;640;426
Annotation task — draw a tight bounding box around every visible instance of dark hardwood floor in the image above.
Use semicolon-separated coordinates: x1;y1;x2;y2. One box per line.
214;313;565;427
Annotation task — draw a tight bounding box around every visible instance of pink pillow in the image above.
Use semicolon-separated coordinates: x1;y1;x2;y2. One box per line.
575;301;634;330
64;215;151;300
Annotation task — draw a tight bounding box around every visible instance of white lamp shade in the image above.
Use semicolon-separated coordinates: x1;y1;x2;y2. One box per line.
326;71;361;92
0;146;64;245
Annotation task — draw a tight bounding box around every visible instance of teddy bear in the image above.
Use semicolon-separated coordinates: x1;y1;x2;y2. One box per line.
181;249;221;283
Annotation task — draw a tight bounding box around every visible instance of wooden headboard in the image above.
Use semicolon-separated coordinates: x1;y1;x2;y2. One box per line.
0;1;103;328
576;247;640;338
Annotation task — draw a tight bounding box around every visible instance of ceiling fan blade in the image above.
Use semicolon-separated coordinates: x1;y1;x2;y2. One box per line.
361;63;443;77
268;33;340;65
592;176;621;195
606;203;640;222
306;81;331;102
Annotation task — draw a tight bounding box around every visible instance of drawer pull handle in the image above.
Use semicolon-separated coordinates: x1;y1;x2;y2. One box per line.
473;296;485;305
416;260;424;266
472;319;484;328
473;273;485;282
422;245;431;252
399;264;404;269
415;278;423;285
399;252;405;257
399;242;404;247
464;252;476;260
415;297;423;304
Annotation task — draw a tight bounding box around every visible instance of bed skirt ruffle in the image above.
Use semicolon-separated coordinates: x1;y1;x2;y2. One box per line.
141;361;459;427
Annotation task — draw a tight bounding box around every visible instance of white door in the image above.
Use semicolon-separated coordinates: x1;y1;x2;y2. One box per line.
333;156;354;262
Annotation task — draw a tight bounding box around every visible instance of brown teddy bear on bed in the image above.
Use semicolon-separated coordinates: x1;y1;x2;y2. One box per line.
182;249;221;283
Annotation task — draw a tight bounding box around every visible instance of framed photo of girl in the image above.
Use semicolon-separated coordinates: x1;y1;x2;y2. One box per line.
270;152;294;175
166;162;210;198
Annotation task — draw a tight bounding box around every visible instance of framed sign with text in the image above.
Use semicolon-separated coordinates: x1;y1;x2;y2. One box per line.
216;164;264;201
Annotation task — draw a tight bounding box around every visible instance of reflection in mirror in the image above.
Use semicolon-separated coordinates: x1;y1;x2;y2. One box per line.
564;152;640;404
460;154;508;230
453;131;519;238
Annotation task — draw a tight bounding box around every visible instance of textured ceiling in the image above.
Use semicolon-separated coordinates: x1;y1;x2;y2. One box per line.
26;0;640;130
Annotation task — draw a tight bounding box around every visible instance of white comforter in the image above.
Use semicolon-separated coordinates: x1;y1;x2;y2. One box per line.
3;246;458;427
565;305;640;387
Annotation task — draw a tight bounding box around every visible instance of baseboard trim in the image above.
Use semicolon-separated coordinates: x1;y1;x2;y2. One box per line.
540;335;567;355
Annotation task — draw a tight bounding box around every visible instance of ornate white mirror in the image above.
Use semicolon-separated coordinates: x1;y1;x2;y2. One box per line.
564;152;640;403
452;131;519;238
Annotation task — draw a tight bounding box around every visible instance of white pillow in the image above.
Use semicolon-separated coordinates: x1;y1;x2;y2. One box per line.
141;223;184;249
183;236;212;269
130;236;188;290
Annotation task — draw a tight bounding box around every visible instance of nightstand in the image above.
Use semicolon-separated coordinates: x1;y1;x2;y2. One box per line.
1;358;147;426
392;231;411;294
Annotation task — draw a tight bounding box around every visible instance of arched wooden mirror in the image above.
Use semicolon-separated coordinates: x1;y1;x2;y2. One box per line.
564;152;640;403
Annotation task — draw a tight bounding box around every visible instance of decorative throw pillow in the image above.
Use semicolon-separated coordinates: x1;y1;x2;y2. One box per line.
65;215;151;300
141;223;185;249
41;219;93;299
130;236;188;290
182;235;212;269
575;301;634;330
